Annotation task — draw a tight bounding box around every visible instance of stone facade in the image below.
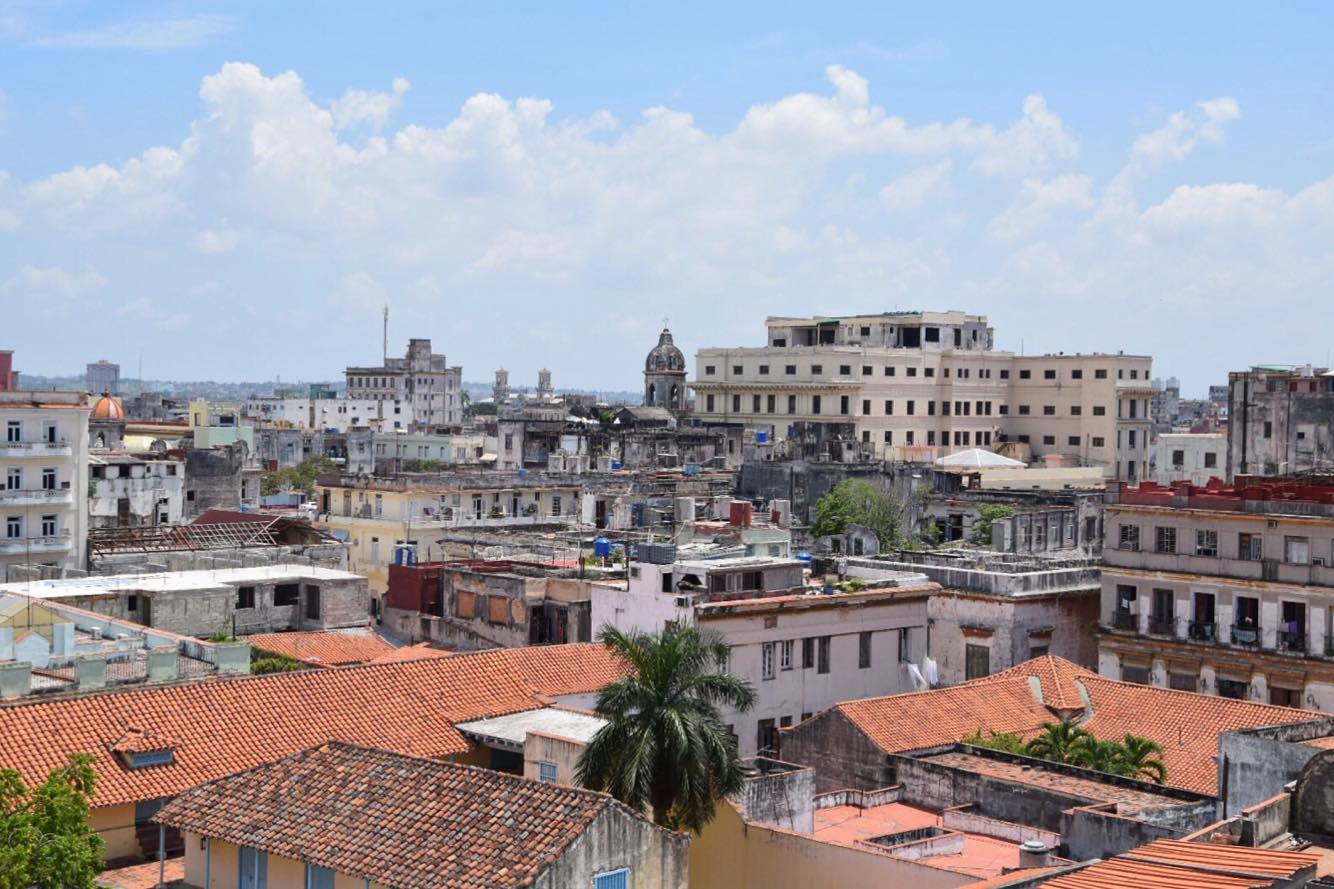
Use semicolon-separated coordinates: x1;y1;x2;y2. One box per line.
1228;365;1334;478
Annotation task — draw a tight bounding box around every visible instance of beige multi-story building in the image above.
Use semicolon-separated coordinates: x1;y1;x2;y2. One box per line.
0;391;90;580
1099;476;1334;711
692;311;1152;479
345;338;464;429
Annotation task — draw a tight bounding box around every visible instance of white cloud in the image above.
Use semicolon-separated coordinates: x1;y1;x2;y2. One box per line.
5;265;107;297
973;95;1079;176
879;161;952;211
1131;97;1241;167
32;14;235;51
194;227;241;254
989;174;1094;240
332;78;411;130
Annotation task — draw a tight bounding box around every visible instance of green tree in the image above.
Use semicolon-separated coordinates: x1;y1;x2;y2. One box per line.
260;455;336;498
811;480;909;548
1069;735;1128;774
1023;719;1093;764
1114;734;1167;784
0;754;105;889
970;504;1015;546
963;728;1029;755
251;652;304;674
576;624;757;833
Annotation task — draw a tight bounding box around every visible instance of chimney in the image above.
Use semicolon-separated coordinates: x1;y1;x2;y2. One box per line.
1019;840;1053;868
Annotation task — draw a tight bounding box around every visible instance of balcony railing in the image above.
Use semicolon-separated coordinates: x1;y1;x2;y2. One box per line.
0;531;73;554
0;439;73;457
1230;624;1261;647
1276;629;1308;653
1187;621;1218;643
1148;616;1177;637
0;487;73;505
1111;611;1137;631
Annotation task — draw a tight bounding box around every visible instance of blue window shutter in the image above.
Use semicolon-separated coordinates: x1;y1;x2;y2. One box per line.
594;869;629;889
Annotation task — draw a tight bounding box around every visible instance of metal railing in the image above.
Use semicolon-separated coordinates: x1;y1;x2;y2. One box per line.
1111;611;1137;631
1186;621;1218;643
1276;630;1307;653
1230;624;1261;647
1148;616;1177;637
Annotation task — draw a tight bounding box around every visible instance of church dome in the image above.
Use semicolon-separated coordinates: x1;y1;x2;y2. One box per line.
91;394;126;420
645;329;686;373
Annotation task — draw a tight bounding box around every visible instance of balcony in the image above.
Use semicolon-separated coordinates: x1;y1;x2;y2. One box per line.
0;531;72;554
1230;624;1261;647
0;439;73;458
1148;616;1178;637
0;488;73;507
1186;621;1219;643
1111;611;1137;631
1276;629;1308;654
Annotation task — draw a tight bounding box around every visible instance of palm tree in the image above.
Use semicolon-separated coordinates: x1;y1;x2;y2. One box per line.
1117;734;1167;784
1069;735;1129;775
576;624;757;833
1023;719;1092;764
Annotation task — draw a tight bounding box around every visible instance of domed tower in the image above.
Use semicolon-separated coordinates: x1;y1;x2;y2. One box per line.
644;328;687;411
89;393;127;449
493;368;510;405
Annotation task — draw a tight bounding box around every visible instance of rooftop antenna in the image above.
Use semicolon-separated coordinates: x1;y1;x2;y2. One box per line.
382;305;389;365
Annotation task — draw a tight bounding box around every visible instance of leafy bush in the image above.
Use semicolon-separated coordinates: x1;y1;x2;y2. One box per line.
251;654;303;675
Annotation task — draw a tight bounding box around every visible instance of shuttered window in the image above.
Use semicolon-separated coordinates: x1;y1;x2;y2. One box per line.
594;869;629;889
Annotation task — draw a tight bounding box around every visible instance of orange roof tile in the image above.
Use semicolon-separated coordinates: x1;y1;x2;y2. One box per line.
155;742;673;889
98;856;185;889
0;643;625;809
959;866;1061;888
965;655;1096;711
831;656;1321;797
835;677;1057;753
246;629;396;666
366;642;454;664
1041;839;1320;889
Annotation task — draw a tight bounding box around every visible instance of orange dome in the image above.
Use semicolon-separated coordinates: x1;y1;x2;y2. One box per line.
91;394;126;420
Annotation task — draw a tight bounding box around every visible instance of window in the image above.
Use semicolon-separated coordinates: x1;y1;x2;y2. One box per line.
1070;406;1082;416
861;365;872;376
862;399;871;415
305;586;321;620
884;366;896;376
767;394;775;413
858;631;872;669
759;364;769;375
753;395;761;412
924;367;935;378
1195;530;1218;557
1119;525;1140;550
1285;536;1310;565
236;586;256;609
906;400;915;416
860;325;871;337
1043;405;1055;416
761;642;776;680
1217;678;1248;699
1018;405;1030;415
925;327;940;342
839;364;851;376
40;515;56;537
965;644;990;680
6;517;21;539
594;870;630;889
1019;369;1031;380
817;636;830;674
1092;406;1106;416
788;395;797;414
757;719;777;754
5;422;19;443
1172;449;1186;468
705;395;715;412
1091;436;1105;448
1238;532;1262;561
1067;436;1080;446
811;364;823;375
884;400;894;416
785;364;797;375
732;365;743;375
1042;435;1056;446
1120;664;1149;684
732;395;741;412
1264;421;1273;439
273;583;300;607
840;395;850;415
539;760;559;783
906;367;917;377
1155;526;1177;553
307;866;335;889
41;468;56;489
802;637;815;669
812;395;821;415
1030;644;1050;658
999;369;1010;379
780;639;793;670
1204;452;1218;469
705;365;716;375
126;748;175;769
5;468;20;490
1094;368;1108;379
1071;369;1083;379
897;627;910;662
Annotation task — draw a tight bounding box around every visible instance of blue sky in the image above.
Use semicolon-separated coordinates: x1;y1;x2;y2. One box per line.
2;2;1332;392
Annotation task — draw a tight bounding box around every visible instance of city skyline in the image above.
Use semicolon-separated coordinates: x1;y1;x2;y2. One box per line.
3;3;1332;391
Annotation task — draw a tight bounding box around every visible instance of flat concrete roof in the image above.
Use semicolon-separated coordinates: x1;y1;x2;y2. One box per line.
455;707;607;751
0;564;364;600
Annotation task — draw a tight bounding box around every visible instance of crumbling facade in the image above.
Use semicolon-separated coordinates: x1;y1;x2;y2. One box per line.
344;338;463;428
1228;365;1334;478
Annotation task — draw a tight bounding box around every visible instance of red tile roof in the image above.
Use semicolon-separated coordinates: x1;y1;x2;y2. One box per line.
366;642;453;664
0;643;625;808
155;742;672;889
246;629;396;666
1040;839;1320;888
832;655;1320;796
98;856;185;889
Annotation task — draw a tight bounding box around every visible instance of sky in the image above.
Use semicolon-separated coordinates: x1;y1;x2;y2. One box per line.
1;2;1332;395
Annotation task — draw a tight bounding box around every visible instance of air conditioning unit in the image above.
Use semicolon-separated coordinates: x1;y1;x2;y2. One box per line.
674;595;693;609
1267;520;1279;529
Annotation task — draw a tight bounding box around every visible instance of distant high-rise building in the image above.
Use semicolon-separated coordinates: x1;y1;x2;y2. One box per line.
345;339;463;428
86;360;120;395
0;351;16;392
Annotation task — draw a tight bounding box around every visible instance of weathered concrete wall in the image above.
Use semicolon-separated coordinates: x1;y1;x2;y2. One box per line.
1294;749;1334;837
732;761;816;833
1218;718;1334;814
780;709;895;793
183;445;244;518
535;806;689;889
892;753;1093;833
1060;805;1183;861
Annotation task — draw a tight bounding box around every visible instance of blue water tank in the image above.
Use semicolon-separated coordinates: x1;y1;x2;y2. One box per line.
517;468;527;477
594;537;612;558
756;431;768;443
611;460;622;470
795;550;813;564
683;463;701;476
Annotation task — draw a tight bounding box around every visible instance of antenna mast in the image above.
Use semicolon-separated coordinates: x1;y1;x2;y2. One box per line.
382;305;389;365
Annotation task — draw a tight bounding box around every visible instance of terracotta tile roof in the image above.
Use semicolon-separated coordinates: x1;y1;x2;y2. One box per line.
110;727;178;755
835;677;1058;753
246;629;396;666
831;656;1322;797
155;741;663;889
1073;676;1318;796
964;655;1096;711
958;867;1060;888
0;643;625;809
98;856;185;889
366;642;453;664
1041;839;1320;888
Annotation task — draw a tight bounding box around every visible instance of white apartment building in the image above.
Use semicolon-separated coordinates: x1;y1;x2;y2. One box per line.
593;553;933;755
88;452;185;530
692;311;1153;479
345;338;464;428
1152;432;1227;485
246;395;404;432
0;392;91;580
